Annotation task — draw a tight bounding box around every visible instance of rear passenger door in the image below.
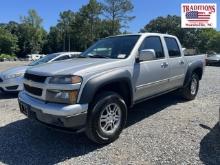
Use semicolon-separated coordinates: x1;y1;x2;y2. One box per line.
134;36;170;101
164;37;186;88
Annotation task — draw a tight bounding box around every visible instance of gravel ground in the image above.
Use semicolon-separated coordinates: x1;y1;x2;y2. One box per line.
0;62;220;165
0;61;29;71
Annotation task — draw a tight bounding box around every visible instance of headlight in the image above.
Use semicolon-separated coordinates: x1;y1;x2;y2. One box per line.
46;90;78;104
4;73;24;79
49;75;82;84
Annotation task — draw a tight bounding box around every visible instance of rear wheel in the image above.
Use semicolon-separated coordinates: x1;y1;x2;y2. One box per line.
86;91;127;144
181;73;199;100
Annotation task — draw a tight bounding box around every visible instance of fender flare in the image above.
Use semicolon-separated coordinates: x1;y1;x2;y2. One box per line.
183;60;203;87
79;70;134;106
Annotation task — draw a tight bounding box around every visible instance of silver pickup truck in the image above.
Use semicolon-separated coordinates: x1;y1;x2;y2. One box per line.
18;33;205;144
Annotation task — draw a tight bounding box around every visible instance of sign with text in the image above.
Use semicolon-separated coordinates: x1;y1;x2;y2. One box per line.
181;3;217;28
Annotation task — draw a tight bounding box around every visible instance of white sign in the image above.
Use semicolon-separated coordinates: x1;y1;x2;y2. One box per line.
181;3;217;28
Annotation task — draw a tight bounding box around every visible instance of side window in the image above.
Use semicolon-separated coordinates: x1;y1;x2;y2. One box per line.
70;54;78;58
54;55;70;61
165;37;181;57
139;36;165;59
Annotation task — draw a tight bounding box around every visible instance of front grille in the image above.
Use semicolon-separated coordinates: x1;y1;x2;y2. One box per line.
24;73;47;83
24;84;43;96
0;77;3;82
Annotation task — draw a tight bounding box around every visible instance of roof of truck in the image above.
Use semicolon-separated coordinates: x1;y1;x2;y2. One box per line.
107;33;177;38
53;52;81;55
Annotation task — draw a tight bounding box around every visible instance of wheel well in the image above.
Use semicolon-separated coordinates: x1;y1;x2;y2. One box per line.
193;68;203;80
94;81;132;107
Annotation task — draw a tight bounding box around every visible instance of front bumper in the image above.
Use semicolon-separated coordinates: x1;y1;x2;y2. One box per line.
18;91;88;130
0;76;23;92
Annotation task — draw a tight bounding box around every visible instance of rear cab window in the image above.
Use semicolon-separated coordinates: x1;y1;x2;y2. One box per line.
164;37;181;58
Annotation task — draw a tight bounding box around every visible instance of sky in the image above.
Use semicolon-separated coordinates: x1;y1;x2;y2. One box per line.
0;0;219;32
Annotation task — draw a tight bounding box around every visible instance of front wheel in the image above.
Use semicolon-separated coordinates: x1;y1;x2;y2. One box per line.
181;73;199;100
85;91;127;144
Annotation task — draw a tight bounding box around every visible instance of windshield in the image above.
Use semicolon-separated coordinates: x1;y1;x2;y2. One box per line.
81;35;140;59
28;53;60;66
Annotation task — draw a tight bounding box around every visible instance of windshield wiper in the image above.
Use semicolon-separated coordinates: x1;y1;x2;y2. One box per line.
88;54;111;59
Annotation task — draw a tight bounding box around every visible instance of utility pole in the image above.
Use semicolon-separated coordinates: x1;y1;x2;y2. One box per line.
63;29;66;52
68;33;70;52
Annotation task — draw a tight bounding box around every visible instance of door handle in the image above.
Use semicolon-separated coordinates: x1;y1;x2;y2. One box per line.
161;62;168;68
179;60;185;65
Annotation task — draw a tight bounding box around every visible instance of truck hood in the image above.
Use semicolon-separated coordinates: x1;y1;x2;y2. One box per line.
26;58;125;76
0;65;28;78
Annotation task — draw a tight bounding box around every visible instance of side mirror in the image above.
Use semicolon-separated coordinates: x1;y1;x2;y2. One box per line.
138;49;156;62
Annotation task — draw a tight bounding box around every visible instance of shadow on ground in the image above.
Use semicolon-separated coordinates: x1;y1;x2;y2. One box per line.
199;123;220;165
207;64;220;67
126;93;185;127
0;120;100;165
0;93;184;165
0;91;18;99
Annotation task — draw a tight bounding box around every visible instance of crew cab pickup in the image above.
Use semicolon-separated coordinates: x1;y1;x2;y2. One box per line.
18;33;205;144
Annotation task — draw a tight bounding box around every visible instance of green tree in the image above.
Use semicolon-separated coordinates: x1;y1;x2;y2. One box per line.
43;26;64;53
74;0;103;49
20;9;43;28
98;19;120;37
58;10;76;51
140;15;204;51
44;0;133;53
141;15;220;53
55;0;107;51
81;0;102;41
207;31;220;53
17;9;46;57
101;0;135;35
0;27;19;55
7;21;19;33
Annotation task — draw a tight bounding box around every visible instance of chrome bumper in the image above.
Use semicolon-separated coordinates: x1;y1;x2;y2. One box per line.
18;91;88;129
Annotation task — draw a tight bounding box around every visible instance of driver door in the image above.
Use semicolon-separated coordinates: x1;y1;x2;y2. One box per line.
134;36;170;101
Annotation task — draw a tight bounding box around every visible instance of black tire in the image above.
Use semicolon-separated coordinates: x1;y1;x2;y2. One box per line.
182;73;199;100
85;91;127;144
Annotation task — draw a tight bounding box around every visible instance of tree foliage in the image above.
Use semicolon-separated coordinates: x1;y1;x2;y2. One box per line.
16;23;46;57
14;9;46;57
102;0;135;35
45;0;122;53
20;9;43;28
140;15;220;53
0;1;134;56
1;2;220;58
0;27;18;55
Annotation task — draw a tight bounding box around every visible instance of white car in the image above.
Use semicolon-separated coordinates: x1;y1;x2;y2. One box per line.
27;54;45;61
0;52;81;93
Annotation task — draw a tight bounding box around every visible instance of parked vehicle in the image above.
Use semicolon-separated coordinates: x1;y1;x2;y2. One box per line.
18;33;205;144
27;54;45;61
0;52;81;93
206;54;220;66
